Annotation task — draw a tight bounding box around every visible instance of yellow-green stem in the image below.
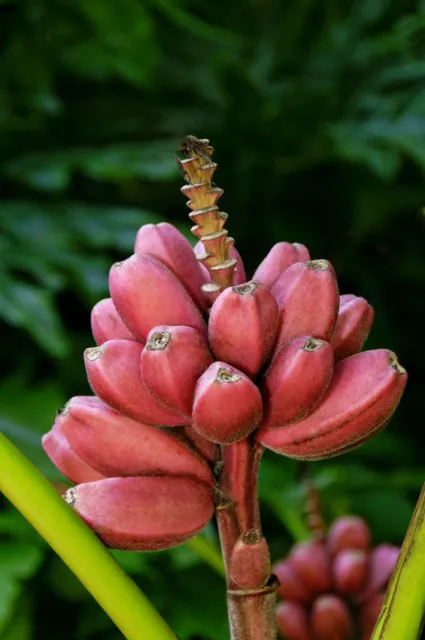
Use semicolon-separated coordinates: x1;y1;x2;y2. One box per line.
371;483;425;640
0;433;177;640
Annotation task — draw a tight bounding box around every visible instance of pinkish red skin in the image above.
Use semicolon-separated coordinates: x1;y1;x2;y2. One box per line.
271;260;339;353
42;423;104;484
67;476;214;551
109;253;206;342
293;243;311;261
230;246;247;285
360;592;385;635
331;294;374;361
258;349;407;460
134;223;209;310
328;516;371;555
192;362;263;444
253;242;310;290
359;544;399;600
310;595;353;640
208;281;279;378
141;325;213;417
219;439;256;532
84;339;188;426
333;550;369;595
183;424;218;463
275;601;311;640
272;559;313;603
91;298;135;345
290;540;332;594
261;336;334;428
59;396;213;485
230;531;271;589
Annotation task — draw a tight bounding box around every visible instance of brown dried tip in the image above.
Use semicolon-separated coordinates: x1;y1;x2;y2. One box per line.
178;135;237;296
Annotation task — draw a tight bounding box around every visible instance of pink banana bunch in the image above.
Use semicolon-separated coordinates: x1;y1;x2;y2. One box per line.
42;135;407;553
274;515;400;640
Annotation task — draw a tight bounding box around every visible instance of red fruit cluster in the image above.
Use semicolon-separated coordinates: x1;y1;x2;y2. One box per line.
274;516;400;640
41;137;407;552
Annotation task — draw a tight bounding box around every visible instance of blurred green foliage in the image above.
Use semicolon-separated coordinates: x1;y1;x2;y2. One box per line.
1;0;425;637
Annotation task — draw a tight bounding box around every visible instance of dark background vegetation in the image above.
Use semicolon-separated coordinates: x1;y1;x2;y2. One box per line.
1;0;424;638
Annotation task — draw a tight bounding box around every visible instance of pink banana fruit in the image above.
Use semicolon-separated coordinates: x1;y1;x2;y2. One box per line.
183;424;218;463
192;362;263;444
275;601;311;640
91;298;134;345
229;530;271;589
134;222;208;310
359;544;399;600
84;339;188;426
328;516;371;555
331;294;374;361
208;281;278;378
65;476;214;551
360;592;385;636
109;253;206;342
271;259;339;352
290;540;332;594
141;325;213;417
273;560;313;603
258;349;407;459
333;550;369;595
310;595;353;640
253;242;310;290
59;396;213;484
261;336;333;428
229;246;246;285
42;422;104;484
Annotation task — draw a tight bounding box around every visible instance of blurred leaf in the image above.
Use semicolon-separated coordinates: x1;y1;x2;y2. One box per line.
4;142;180;191
351;490;414;542
0;606;32;640
0;507;38;539
259;455;310;541
0;201;162;347
153;0;243;48
163;567;228;640
0;543;43;631
0;376;66;476
0;578;20;632
66;0;158;86
110;550;155;577
0;273;70;357
0;544;43;579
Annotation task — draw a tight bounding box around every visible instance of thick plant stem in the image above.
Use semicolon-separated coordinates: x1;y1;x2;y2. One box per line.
0;434;177;640
217;440;278;640
216;494;239;573
227;577;279;640
371;482;425;640
221;438;264;532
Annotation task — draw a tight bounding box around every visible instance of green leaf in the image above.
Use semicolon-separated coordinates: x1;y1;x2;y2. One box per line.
351;490;413;542
163;567;228;640
0;273;70;357
0;376;66;476
4;142;180;190
2;153;74;192
0;576;20;631
0;543;44;580
0;543;43;632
